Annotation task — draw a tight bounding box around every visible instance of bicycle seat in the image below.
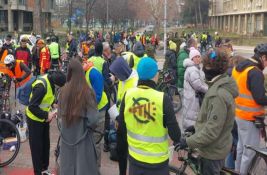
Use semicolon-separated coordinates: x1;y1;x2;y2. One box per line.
245;145;267;156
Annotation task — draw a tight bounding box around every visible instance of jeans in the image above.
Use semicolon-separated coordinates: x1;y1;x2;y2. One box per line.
235;118;260;175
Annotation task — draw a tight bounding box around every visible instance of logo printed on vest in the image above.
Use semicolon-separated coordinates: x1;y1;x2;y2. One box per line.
129;97;156;124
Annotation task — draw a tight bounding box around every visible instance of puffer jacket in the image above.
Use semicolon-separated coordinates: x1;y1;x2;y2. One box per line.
176;48;189;88
186;74;238;160
182;59;208;130
163;49;177;84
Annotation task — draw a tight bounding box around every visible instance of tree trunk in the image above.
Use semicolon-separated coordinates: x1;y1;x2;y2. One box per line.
86;1;89;33
33;0;42;34
198;0;203;28
194;5;198;27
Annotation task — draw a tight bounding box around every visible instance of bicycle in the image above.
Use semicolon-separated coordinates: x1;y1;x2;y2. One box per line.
169;114;267;175
0;74;21;167
157;69;182;113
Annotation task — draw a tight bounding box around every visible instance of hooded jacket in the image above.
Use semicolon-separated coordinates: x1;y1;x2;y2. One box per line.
176;48;189;88
234;59;267;105
186;74;238;160
182;59;208;129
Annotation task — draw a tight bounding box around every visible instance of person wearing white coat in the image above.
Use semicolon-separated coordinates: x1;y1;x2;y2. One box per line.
182;49;208;130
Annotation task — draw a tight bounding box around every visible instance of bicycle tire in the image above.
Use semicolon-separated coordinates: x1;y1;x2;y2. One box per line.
169;165;187;175
0;119;21;167
166;85;182;113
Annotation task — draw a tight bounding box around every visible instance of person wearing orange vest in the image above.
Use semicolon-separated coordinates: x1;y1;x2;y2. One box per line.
3;54;31;88
232;43;267;175
0;40;10;75
37;40;51;75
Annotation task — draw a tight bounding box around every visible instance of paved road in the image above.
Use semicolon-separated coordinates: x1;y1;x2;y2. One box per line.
0;46;255;175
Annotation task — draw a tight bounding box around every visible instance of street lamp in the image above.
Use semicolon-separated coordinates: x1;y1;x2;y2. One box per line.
107;0;109;29
68;0;73;33
163;0;167;55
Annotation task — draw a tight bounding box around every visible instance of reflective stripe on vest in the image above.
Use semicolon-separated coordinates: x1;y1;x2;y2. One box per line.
88;56;104;73
26;75;54;122
124;86;168;164
85;67;108;110
49;42;59;59
232;66;265;121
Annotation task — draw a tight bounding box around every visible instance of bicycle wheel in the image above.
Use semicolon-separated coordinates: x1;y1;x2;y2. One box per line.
169;165;187;175
167;85;182;113
0;119;21;167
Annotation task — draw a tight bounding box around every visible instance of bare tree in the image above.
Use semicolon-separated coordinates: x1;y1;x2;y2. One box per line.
85;0;97;33
33;0;42;34
145;0;164;34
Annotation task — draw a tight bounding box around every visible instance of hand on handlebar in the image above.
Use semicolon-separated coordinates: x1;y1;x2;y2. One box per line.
174;138;188;151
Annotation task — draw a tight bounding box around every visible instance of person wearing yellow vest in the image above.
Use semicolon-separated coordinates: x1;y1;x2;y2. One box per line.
48;36;61;69
26;71;66;175
83;59;108;167
122;41;147;70
232;43;267;174
117;57;181;175
109;57;139;109
4;54;31;87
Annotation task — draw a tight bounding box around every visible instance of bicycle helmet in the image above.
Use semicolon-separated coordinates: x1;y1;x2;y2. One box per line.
254;43;267;56
4;54;15;65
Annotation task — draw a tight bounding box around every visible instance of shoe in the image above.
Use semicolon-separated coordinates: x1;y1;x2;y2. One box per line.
41;170;55;175
103;143;110;152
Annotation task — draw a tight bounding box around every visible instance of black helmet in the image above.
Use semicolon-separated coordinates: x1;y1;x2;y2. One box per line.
254;43;267;56
51;36;57;42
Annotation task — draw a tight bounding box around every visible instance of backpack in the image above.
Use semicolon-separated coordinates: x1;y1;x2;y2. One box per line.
17;76;47;106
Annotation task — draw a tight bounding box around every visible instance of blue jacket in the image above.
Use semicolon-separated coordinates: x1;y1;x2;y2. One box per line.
88;67;104;104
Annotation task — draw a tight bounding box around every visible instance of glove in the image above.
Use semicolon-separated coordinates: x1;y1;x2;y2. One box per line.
184;125;195;134
174;138;188;151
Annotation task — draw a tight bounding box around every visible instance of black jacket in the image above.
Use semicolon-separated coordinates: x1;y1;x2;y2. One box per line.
235;59;267;105
117;80;181;175
27;76;55;120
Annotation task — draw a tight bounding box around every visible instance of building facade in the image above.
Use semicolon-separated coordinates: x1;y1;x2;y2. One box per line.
209;0;267;36
0;0;55;32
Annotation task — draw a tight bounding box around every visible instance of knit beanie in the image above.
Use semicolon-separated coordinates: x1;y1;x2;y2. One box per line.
189;49;201;60
133;42;145;57
109;57;132;81
49;71;66;87
137;57;158;80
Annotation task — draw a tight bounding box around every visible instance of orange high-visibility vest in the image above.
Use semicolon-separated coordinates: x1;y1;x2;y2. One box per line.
232;66;265;121
0;49;12;76
11;61;31;87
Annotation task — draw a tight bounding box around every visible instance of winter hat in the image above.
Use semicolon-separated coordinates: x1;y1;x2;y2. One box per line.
133;42;145;57
110;57;132;81
49;71;66;87
189;49;201;60
137;57;158;80
169;41;177;51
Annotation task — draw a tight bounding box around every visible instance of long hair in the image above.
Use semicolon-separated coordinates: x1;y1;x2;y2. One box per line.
59;59;97;127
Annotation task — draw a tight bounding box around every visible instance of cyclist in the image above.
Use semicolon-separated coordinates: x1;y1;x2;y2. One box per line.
3;34;15;54
37;40;51;75
26;71;66;175
182;49;208;130
177;38;198;91
232;43;267;175
3;54;31;88
83;59;108;167
163;40;177;85
178;49;238;175
14;37;32;68
117;58;181;175
48;36;61;70
109;57;139;109
67;33;77;58
0;40;10;74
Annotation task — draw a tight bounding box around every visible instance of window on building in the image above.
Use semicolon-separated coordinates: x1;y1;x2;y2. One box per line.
19;0;26;5
3;0;8;5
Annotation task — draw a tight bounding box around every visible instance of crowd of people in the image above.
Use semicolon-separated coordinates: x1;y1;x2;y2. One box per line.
0;28;266;175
